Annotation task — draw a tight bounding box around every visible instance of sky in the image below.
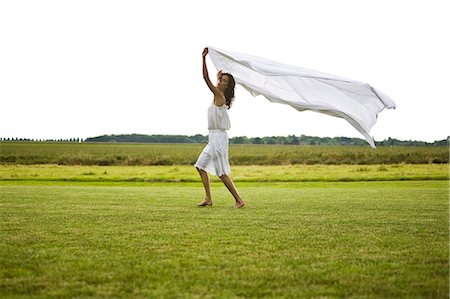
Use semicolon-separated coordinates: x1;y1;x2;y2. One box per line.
1;0;449;142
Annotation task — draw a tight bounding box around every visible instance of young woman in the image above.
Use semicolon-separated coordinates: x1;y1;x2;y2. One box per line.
194;47;245;208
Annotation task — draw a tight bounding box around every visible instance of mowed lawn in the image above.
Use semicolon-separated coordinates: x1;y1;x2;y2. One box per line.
1;180;448;298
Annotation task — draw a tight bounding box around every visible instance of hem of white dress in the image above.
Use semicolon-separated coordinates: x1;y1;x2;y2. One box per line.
194;163;230;177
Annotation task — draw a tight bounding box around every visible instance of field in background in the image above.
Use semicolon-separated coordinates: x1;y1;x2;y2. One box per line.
1;142;448;165
1;164;448;183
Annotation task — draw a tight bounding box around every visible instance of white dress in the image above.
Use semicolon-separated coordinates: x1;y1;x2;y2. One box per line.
194;102;231;177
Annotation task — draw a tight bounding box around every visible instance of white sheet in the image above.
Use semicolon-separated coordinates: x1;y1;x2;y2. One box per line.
208;47;396;148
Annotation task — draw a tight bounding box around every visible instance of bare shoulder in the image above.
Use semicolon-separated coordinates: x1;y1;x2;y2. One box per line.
213;93;225;107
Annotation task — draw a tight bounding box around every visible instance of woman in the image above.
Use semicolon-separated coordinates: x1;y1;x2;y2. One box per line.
194;47;245;208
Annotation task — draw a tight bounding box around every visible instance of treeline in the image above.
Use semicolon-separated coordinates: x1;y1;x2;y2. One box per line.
2;134;448;146
84;134;448;147
87;134;206;144
1;137;84;143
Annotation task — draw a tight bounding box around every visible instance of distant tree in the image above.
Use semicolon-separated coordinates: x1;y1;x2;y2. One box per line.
265;136;277;144
190;134;207;143
433;138;449;146
252;137;263;144
230;136;250;144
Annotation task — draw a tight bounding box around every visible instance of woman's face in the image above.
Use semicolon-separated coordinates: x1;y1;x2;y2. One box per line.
218;75;229;91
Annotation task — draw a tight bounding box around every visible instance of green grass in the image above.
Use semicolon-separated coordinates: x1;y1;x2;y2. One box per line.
1;142;448;165
1;180;448;298
1;164;448;183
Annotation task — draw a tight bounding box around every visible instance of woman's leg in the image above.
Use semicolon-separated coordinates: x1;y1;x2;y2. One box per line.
196;167;212;205
220;175;245;208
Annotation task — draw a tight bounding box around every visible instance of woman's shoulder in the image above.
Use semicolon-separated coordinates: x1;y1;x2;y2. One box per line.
213;93;226;107
211;101;226;109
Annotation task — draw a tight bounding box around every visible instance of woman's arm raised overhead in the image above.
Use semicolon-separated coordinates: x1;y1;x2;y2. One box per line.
202;48;221;96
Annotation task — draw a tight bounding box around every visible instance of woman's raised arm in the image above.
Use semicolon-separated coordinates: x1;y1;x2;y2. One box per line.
202;48;220;95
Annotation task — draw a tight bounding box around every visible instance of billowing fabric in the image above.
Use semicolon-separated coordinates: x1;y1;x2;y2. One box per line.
208;47;396;148
207;103;231;130
194;130;230;177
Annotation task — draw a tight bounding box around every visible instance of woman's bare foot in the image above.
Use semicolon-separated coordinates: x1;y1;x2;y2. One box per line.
235;200;245;208
197;199;212;207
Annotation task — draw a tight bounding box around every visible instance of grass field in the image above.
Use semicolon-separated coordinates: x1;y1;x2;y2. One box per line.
1;142;448;165
1;180;448;298
1;142;448;297
1;164;448;183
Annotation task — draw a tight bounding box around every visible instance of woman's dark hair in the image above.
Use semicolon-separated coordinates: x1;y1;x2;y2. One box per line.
222;73;235;109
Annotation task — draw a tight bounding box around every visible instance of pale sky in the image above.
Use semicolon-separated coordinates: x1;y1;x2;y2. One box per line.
1;0;449;142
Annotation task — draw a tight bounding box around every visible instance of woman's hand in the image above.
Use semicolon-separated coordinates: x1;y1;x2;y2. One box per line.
216;70;223;79
202;47;208;57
